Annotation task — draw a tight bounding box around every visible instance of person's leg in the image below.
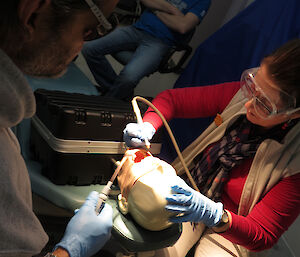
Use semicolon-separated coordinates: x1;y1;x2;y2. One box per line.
194;229;250;257
81;26;139;89
153;223;206;257
105;32;171;100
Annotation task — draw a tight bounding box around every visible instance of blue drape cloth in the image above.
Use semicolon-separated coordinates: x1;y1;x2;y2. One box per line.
159;0;300;162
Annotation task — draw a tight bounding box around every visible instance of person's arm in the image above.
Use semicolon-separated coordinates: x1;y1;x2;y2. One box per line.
153;0;211;34
219;173;300;251
143;82;241;130
155;11;199;34
141;0;183;16
52;191;113;257
123;82;240;148
164;172;300;251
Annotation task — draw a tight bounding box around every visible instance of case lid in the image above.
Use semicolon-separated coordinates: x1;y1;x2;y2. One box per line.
31;115;162;155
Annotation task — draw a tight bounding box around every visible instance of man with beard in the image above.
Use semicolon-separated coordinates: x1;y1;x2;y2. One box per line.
0;1;118;257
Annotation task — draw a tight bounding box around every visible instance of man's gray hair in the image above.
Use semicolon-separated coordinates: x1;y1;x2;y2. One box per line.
0;0;103;52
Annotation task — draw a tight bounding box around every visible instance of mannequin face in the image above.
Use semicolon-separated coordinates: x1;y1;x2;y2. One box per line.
117;149;178;231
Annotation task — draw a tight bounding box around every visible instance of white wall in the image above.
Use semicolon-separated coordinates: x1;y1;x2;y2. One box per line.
279;216;300;257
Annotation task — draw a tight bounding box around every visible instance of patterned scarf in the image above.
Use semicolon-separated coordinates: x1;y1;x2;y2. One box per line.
188;116;297;201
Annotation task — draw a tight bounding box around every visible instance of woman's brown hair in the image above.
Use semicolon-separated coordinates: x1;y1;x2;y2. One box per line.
263;39;300;107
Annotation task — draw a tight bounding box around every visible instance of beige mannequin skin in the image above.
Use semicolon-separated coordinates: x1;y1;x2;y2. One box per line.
117;149;180;231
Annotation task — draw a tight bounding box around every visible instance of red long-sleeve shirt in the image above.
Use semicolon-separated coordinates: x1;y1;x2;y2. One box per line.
143;82;300;251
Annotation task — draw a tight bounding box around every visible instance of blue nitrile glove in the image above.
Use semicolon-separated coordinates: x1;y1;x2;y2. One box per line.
165;177;223;227
55;191;113;257
123;122;156;147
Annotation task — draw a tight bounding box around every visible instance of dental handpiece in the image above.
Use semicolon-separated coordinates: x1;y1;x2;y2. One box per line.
95;158;123;215
95;180;113;215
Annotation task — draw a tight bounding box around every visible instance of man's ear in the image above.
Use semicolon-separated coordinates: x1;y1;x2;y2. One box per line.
18;0;51;36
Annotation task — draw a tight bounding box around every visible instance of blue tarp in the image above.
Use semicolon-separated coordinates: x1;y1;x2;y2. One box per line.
160;0;300;162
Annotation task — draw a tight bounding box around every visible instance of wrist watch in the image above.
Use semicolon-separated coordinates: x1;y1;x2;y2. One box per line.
215;209;229;228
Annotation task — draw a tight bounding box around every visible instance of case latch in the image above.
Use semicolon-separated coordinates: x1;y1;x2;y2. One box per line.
74;109;87;124
100;111;112;126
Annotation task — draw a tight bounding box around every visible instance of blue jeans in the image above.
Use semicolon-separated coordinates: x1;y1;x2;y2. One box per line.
81;26;171;100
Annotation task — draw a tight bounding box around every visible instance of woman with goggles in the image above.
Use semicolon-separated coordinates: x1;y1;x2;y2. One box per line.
123;39;300;257
241;66;300;123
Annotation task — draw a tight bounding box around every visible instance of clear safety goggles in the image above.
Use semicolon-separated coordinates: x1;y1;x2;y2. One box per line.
240;68;300;119
84;0;118;41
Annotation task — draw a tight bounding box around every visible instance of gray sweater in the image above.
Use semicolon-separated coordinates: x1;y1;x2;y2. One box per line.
0;49;48;257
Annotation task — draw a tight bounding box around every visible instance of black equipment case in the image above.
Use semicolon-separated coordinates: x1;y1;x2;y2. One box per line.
30;89;161;186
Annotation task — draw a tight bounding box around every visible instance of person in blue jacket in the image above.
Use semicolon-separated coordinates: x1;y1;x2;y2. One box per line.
82;0;211;101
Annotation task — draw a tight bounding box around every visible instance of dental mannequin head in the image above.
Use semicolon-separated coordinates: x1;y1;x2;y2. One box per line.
117;149;179;231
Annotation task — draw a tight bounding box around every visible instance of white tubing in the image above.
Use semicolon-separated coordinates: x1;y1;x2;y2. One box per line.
131;96;200;192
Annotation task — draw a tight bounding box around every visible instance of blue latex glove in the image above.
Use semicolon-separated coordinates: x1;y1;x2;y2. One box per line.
123;122;156;147
165;177;223;227
55;191;113;257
